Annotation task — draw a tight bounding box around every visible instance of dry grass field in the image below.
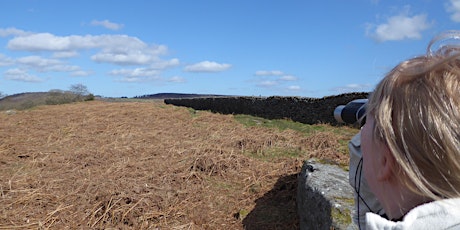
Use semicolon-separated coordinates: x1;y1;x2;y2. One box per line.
0;100;357;229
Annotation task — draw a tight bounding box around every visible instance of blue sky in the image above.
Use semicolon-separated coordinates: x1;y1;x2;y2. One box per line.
1;0;459;98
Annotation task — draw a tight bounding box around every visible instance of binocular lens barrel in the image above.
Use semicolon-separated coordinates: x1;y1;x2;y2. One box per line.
334;99;367;125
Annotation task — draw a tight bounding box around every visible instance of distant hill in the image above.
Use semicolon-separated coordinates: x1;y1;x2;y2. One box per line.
0;92;49;102
0;92;51;110
134;93;233;99
0;91;94;111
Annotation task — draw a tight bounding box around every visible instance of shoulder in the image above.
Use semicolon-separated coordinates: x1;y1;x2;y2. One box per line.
366;198;460;230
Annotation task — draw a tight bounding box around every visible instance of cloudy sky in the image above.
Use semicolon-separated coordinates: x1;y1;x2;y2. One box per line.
1;0;460;98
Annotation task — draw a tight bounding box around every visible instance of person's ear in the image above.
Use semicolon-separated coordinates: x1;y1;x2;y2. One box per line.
377;144;396;181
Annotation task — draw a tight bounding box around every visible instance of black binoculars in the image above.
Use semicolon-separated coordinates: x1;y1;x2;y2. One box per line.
334;99;367;126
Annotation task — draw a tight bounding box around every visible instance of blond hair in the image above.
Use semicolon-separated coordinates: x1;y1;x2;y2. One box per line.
367;31;460;200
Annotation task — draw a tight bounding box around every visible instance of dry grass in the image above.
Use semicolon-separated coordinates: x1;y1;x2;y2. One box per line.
0;101;356;229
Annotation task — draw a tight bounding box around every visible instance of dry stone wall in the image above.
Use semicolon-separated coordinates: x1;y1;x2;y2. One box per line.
164;92;369;125
297;160;356;230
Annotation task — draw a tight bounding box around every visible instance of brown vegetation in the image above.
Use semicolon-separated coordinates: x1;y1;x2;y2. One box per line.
0;101;356;229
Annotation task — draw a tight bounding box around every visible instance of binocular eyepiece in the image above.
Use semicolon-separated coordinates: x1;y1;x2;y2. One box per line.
334;99;368;126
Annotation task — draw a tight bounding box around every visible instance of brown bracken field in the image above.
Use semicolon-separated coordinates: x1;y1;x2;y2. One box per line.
0;100;357;229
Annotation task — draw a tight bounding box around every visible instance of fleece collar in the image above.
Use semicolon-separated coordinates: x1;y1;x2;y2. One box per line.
365;198;460;230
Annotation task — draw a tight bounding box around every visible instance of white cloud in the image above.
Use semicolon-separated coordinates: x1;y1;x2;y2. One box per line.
0;29;186;85
17;55;62;67
279;75;297;81
90;20;124;30
330;83;373;94
70;70;92;77
16;55;82;73
253;70;299;90
255;70;284;76
257;80;278;87
0;27;30;37
4;68;43;82
287;85;301;91
366;8;432;42
168;76;186;83
0;54;14;66
53;51;79;58
184;61;231;72
110;68;161;77
8;33;75;51
91;51;154;65
150;58;180;69
115;76;142;82
446;0;460;22
109;67;162;82
44;64;81;72
7;33;168;66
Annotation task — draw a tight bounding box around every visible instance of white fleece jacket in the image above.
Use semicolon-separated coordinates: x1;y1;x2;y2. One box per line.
365;198;460;230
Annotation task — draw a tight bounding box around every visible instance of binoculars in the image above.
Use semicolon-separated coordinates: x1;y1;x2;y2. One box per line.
334;99;368;126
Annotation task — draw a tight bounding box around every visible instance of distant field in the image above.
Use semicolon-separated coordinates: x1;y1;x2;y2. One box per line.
0;100;358;229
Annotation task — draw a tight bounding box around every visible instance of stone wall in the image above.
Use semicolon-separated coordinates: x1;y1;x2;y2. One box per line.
164;92;369;125
297;160;356;230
